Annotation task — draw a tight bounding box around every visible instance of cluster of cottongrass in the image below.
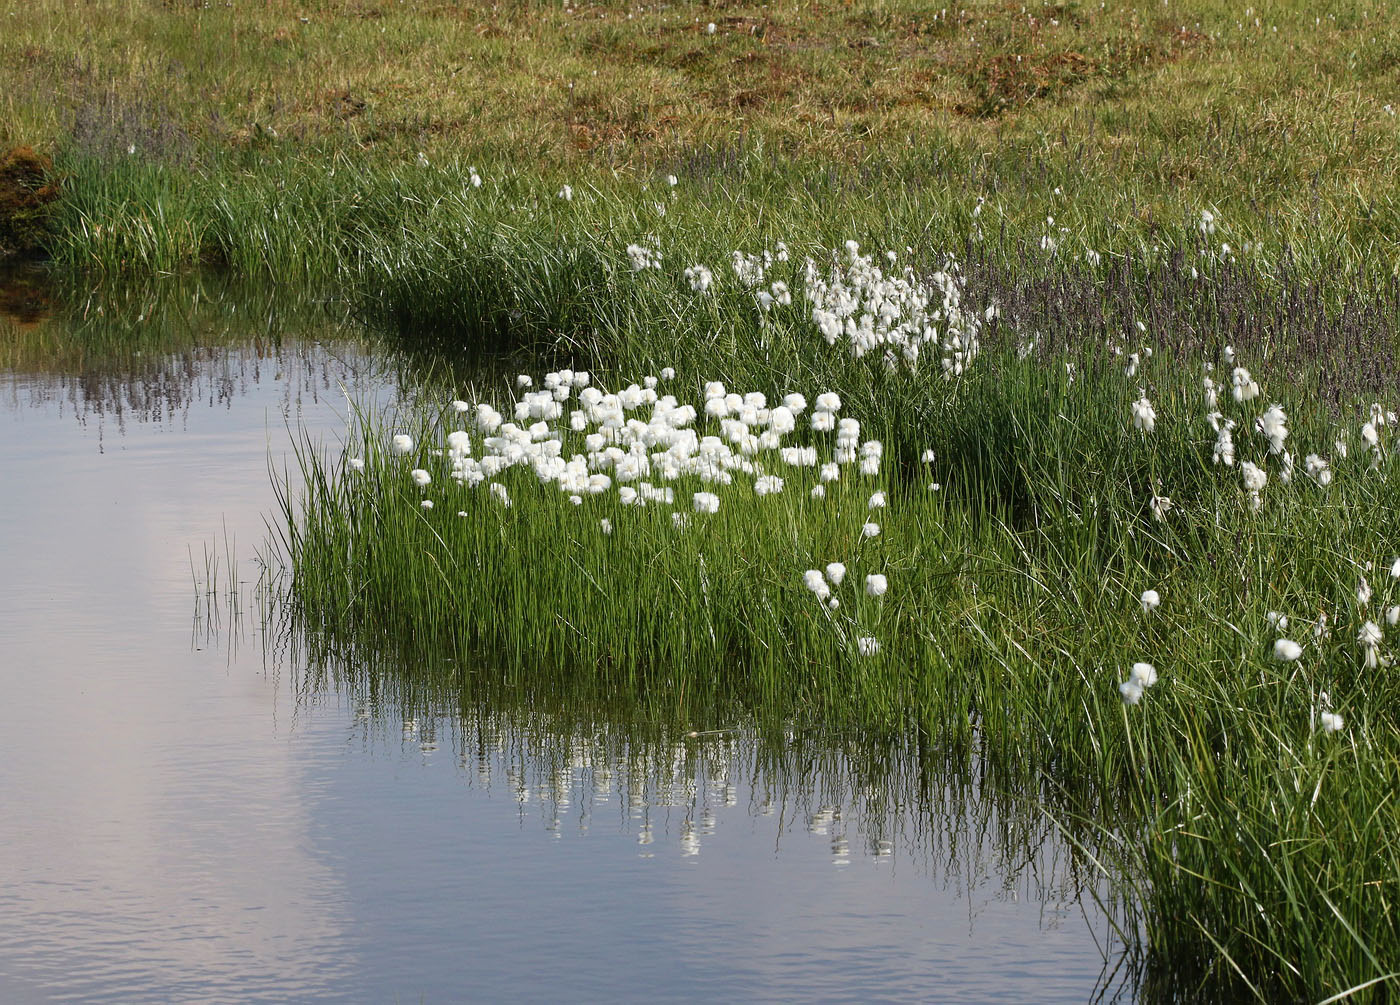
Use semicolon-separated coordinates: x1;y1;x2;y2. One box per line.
636;235;984;379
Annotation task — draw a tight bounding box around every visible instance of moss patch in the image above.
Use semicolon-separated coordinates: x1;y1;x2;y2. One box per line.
0;147;59;258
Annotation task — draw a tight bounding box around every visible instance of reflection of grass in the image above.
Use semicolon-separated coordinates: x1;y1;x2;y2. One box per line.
284;624;1121;984
2;273;324;370
0;272;381;425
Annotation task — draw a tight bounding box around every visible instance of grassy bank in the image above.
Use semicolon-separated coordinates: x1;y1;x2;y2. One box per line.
2;0;1400;287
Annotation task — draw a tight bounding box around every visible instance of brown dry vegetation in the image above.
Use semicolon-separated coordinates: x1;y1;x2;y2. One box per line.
0;0;1372;170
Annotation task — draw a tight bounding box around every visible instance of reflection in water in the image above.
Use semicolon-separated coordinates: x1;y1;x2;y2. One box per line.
1;272;1132;1002
0;271;386;444
280;635;1136;1000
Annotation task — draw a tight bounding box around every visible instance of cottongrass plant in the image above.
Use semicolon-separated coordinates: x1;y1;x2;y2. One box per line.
277;329;1400;1000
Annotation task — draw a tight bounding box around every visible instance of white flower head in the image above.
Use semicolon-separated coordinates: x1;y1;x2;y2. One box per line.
861;521;880;539
1130;662;1158;688
1256;404;1289;454
1130;393;1157;433
1359;620;1383;668
391;434;414;455
1231;367;1260;402
1119;679;1144;705
1140;589;1160;613
856;637;881;656
1304;454;1332;487
348;457;365;472
825;562;847;586
865;574;888;598
1241;461;1268;493
1319;710;1344;734
410;468;432;487
1273;638;1303;662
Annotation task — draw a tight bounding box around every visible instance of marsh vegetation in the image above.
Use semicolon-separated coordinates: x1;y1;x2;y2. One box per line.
5;0;1400;999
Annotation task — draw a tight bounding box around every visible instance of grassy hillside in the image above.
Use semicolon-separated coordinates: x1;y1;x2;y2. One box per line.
2;0;1399;273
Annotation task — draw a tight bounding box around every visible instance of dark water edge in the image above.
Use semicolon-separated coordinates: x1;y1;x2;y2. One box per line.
0;273;1132;1003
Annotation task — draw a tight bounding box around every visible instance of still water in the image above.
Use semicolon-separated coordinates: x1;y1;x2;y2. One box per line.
0;276;1128;1002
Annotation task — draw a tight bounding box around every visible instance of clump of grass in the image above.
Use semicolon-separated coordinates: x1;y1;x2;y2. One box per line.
274;318;1400;999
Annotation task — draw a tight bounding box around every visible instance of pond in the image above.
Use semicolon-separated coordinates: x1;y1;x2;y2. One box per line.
0;272;1130;1003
